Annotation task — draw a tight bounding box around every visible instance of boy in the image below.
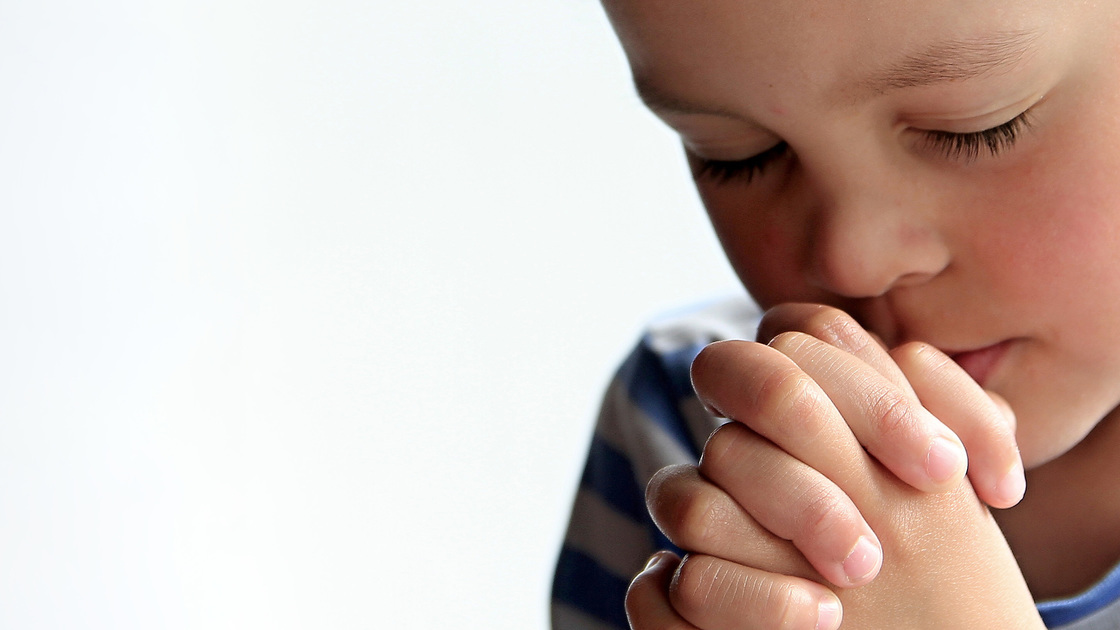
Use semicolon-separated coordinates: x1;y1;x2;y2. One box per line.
553;0;1120;628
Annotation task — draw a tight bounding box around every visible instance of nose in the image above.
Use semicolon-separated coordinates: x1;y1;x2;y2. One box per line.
805;181;951;299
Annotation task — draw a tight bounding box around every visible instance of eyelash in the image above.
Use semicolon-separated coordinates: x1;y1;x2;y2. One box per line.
694;142;790;184
694;110;1033;184
921;111;1033;162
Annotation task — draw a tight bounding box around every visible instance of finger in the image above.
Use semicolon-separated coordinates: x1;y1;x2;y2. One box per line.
756;305;969;493
891;342;1025;508
692;337;965;495
757;303;917;399
766;331;969;493
670;554;843;630
691;339;868;476
626;552;700;630
987;390;1018;435
699;422;882;588
646;464;818;581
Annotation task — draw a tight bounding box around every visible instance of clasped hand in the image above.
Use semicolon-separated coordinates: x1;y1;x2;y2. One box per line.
626;304;1043;630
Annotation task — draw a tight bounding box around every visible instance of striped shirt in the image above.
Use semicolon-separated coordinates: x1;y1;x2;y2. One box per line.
551;295;1120;630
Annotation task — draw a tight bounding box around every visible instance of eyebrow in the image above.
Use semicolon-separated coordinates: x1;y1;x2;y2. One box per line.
635;78;749;119
862;29;1041;93
635;29;1041;117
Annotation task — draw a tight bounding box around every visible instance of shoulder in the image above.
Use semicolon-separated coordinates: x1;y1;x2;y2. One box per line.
641;293;762;359
601;294;760;462
621;293;761;402
1039;562;1120;629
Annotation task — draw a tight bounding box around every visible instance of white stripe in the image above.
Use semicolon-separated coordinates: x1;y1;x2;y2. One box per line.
563;489;655;580
594;375;695;488
646;294;760;355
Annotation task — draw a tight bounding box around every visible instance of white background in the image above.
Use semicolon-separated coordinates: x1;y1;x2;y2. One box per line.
0;0;741;627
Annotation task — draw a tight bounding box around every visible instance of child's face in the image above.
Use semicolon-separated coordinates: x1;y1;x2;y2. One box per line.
604;0;1120;468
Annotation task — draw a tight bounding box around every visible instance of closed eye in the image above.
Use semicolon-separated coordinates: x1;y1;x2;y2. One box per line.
921;111;1033;162
692;142;791;184
692;109;1032;183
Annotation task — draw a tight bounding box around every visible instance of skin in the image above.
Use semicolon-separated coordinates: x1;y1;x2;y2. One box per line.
597;0;1120;626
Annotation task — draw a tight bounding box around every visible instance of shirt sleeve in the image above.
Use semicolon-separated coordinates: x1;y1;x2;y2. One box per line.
550;335;720;630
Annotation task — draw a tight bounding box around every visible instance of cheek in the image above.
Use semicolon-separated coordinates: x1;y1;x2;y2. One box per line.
966;123;1120;308
980;207;1115;303
967;161;1120;464
701;185;809;307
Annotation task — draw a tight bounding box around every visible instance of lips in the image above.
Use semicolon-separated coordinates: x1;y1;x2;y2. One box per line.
948;340;1014;386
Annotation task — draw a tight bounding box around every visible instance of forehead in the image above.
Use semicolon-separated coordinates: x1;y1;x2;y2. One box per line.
602;0;1065;109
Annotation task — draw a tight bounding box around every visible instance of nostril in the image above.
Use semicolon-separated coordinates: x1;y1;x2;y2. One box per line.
805;216;950;299
807;247;890;299
893;270;941;288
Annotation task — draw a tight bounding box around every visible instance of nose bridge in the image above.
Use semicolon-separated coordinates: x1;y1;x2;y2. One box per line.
804;163;950;298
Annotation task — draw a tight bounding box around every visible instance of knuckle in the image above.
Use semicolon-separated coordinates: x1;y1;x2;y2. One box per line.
675;490;735;552
756;358;813;412
670;555;730;619
765;580;804;630
648;469;734;552
754;362;828;438
773;583;823;630
672;556;817;630
793;479;850;544
759;303;852;340
866;385;915;439
802;306;869;353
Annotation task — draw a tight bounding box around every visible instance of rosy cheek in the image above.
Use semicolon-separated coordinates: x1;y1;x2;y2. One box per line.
977;164;1120;313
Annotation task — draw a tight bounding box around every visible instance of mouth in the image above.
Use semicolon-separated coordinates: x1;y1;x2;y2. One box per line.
947;340;1015;387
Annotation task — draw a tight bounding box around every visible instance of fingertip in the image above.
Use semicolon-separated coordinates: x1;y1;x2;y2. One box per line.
925;435;969;488
816;595;843;630
628;551;680;608
840;535;882;586
990;458;1027;508
626;551;690;630
643;550;680;575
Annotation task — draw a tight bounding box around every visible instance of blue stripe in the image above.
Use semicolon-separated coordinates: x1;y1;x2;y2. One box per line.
578;435;683;555
620;339;708;460
651;525;681;556
1037;562;1120;627
657;344;708;400
581;435;648;521
552;546;631;629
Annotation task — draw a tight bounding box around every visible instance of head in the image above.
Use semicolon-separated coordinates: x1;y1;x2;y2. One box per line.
601;0;1120;468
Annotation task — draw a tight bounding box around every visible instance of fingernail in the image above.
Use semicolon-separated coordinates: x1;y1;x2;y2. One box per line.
643;551;669;571
926;436;966;484
816;597;842;630
842;536;881;584
702;402;726;418
994;459;1026;506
